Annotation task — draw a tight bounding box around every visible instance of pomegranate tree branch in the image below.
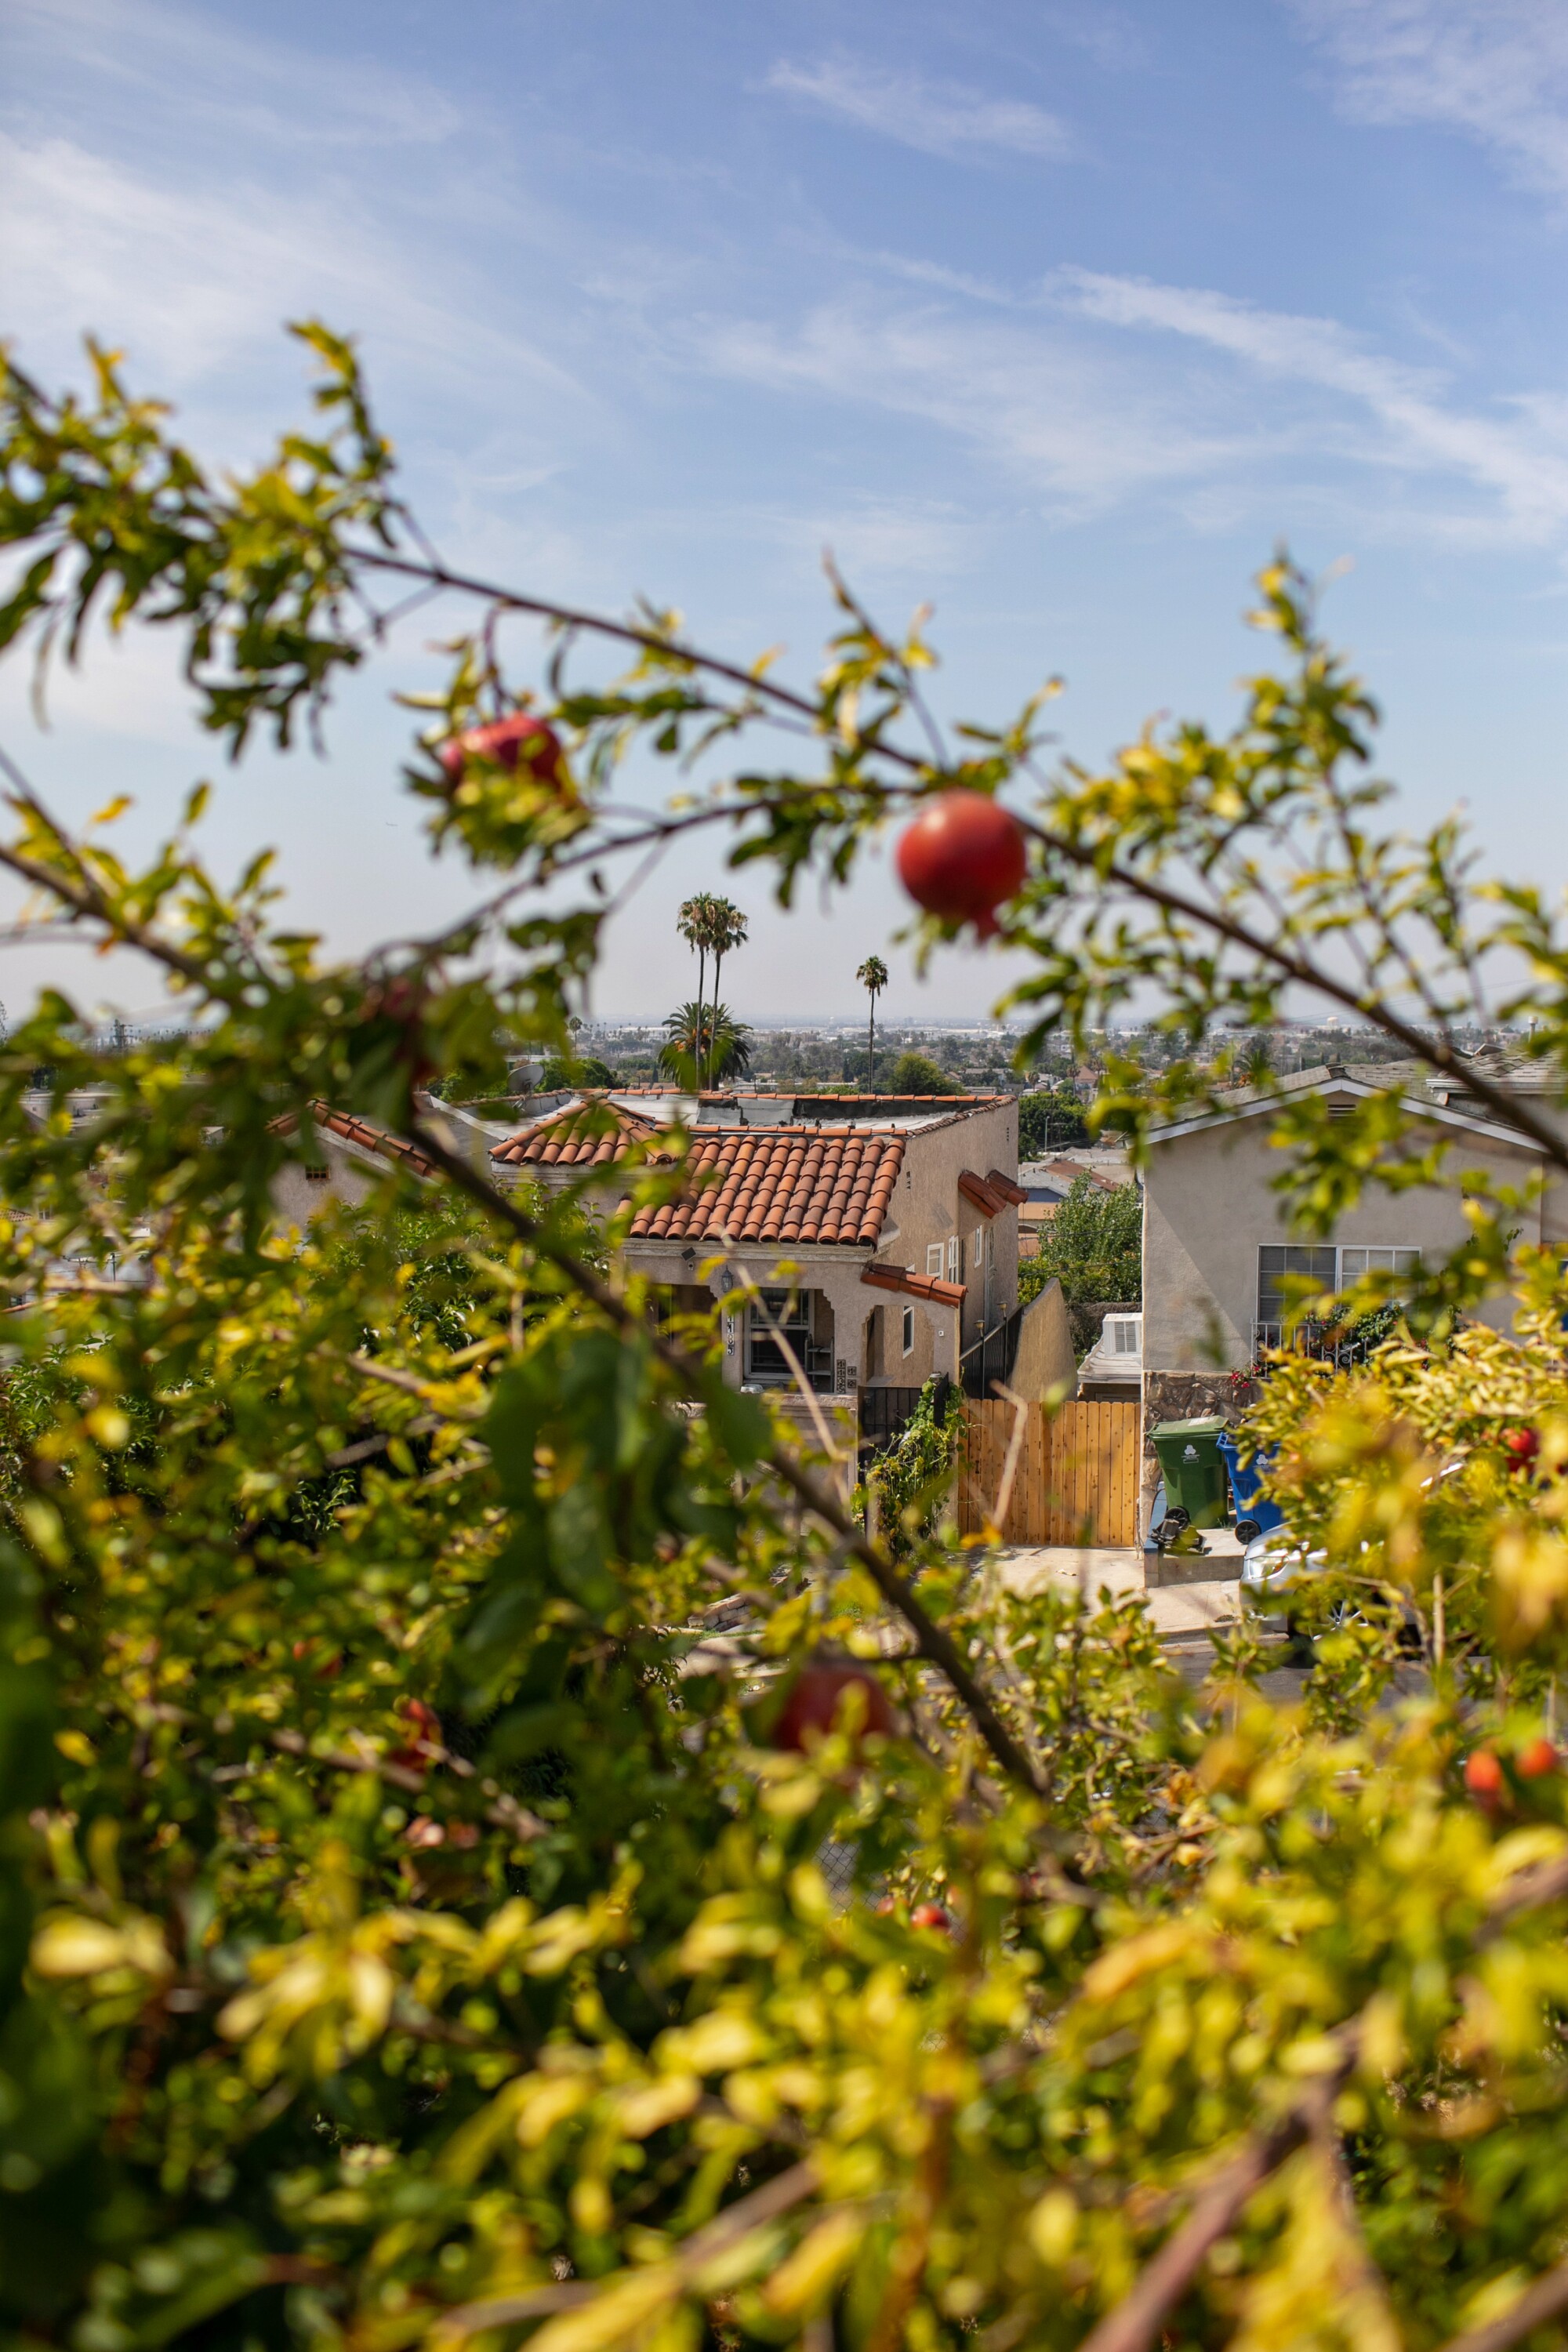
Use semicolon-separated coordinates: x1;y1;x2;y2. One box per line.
1075;2101;1320;2352
404;1117;1047;1800
344;554;1568;1177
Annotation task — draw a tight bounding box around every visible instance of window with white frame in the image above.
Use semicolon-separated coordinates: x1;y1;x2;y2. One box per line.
902;1305;914;1355
1257;1244;1419;1331
947;1235;961;1282
926;1243;944;1279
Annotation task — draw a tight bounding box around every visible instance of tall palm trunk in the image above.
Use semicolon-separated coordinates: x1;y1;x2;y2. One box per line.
707;954;724;1091
867;994;876;1090
694;948;706;1094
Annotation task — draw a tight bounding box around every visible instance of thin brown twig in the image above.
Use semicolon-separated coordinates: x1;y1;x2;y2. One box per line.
1076;2103;1323;2352
988;1387;1030;1538
1435;2258;1568;2352
1310;2095;1402;2349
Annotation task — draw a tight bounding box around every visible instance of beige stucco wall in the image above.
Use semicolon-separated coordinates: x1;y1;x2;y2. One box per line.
1144;1107;1543;1373
1009;1276;1077;1400
270;1131;376;1230
878;1098;1020;1350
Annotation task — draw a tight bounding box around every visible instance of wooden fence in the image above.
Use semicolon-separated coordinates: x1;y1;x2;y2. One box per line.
956;1398;1142;1548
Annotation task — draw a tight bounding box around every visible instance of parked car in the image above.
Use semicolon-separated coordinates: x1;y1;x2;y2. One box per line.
1240;1525;1325;1618
1241;1524;1423;1651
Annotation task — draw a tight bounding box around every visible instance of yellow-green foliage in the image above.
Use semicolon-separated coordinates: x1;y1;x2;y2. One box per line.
4;329;1568;2352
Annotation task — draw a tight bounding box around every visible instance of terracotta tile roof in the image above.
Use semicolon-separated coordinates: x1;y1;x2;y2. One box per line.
958;1168;1008;1217
273;1104;440;1181
985;1167;1029;1207
862;1263;966;1308
626;1129;906;1247
490;1100;666;1169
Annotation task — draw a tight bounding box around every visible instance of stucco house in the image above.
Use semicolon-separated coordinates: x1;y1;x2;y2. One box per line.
1142;1055;1555;1432
267;1085;1077;1431
268;1099;511;1230
488;1088;1033;1403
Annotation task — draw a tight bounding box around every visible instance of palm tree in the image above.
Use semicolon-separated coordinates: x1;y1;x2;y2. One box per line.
677;893;720;1080
703;900;749;1091
658;1002;753;1088
857;955;888;1090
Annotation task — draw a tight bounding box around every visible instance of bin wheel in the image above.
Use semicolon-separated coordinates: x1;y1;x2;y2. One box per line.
1235;1517;1261;1544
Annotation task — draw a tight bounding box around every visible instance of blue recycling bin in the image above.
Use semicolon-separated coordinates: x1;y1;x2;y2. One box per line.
1216;1431;1286;1540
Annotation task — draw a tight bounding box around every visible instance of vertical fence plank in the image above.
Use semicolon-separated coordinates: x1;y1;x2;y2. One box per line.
960;1399;1141;1545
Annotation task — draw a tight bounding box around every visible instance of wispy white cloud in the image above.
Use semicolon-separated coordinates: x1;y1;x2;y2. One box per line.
764;55;1072;160
0;130;581;405
1055;265;1568;539
1039;4;1149;73
1289;0;1568;197
692;297;1245;509
6;0;463;150
685;253;1568;551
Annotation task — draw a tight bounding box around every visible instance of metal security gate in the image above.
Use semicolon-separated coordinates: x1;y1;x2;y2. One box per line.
956;1399;1141;1548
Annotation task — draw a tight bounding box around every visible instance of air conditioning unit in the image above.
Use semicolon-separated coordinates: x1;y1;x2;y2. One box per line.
1105;1312;1142;1359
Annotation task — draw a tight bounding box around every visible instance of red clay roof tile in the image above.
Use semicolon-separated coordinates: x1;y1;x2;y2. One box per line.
272;1103;441;1181
958;1168;1007;1217
626;1129;906;1247
492;1112;907;1247
985;1167;1029;1207
861;1263;966;1308
490;1100;666;1169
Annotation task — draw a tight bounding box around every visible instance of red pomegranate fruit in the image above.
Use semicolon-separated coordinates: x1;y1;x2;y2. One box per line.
910;1902;953;1934
1518;1735;1559;1780
388;1697;442;1773
895;790;1028;939
770;1661;897;1753
439;713;570;795
1503;1426;1541;1471
1465;1749;1505;1803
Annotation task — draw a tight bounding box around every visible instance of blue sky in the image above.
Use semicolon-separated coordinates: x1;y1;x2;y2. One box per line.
3;0;1568;1025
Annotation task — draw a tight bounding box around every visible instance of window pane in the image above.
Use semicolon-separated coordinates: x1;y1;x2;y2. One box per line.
1340;1246;1420;1281
926;1244;944;1278
1258;1245;1337;1320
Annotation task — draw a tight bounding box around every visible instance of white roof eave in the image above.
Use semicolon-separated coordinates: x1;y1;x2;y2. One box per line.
1147;1083;1538;1155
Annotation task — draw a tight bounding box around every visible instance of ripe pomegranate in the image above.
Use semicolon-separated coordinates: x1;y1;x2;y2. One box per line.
910;1902;953;1934
388;1698;441;1773
1465;1749;1505;1806
1504;1426;1541;1472
895;790;1028;939
770;1661;897;1752
1518;1736;1559;1780
438;713;570;795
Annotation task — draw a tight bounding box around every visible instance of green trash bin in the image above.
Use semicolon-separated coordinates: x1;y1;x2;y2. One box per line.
1151;1415;1229;1530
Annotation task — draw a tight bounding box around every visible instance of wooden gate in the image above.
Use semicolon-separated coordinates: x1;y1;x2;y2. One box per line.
957;1399;1141;1547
